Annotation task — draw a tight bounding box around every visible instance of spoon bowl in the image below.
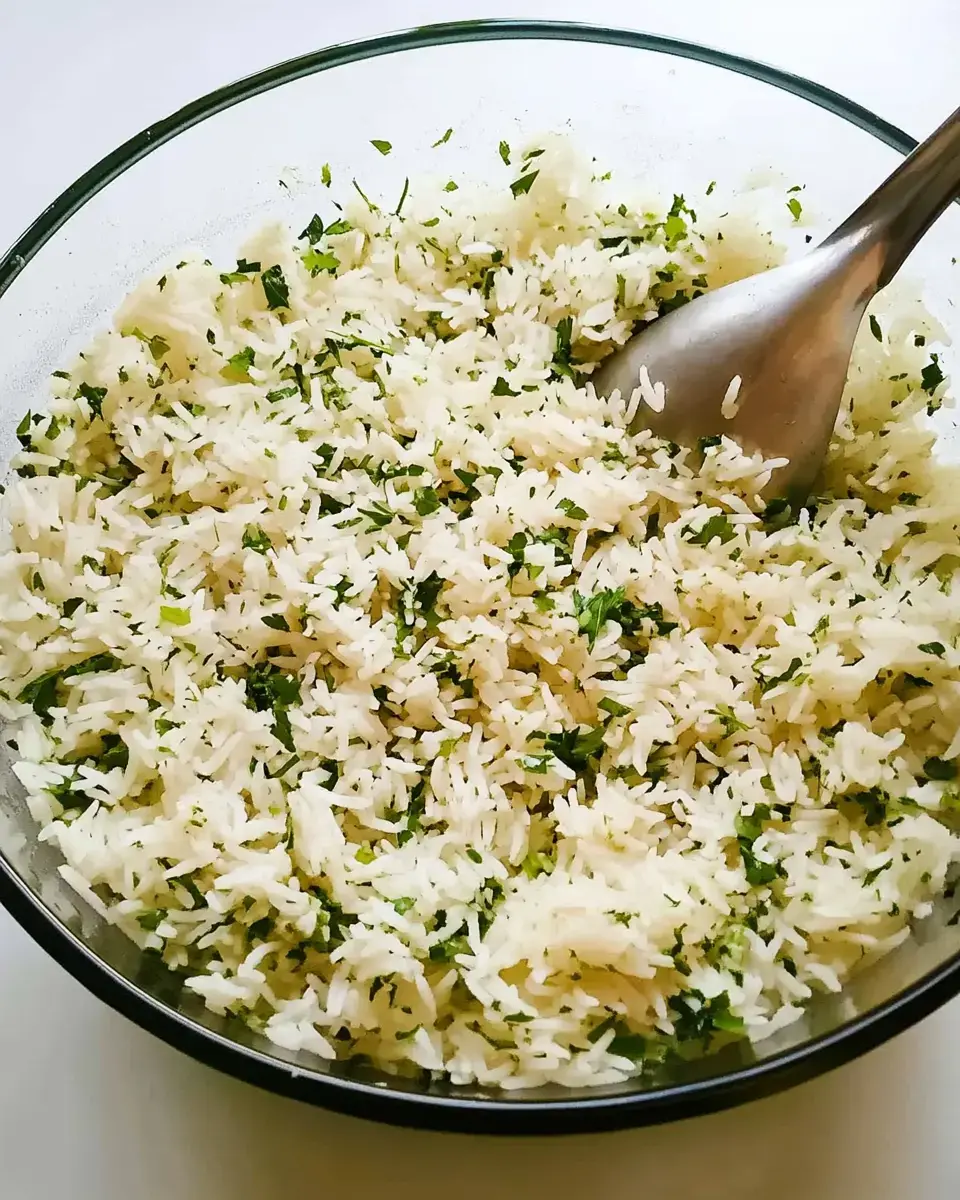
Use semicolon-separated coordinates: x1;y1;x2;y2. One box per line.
594;104;960;499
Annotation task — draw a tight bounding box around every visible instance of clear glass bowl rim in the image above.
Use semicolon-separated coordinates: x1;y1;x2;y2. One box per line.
0;19;956;1135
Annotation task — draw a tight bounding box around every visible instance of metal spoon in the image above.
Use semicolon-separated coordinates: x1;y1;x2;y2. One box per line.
593;105;960;501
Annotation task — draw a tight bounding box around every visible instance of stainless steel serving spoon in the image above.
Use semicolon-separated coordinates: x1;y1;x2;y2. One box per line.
593;104;960;501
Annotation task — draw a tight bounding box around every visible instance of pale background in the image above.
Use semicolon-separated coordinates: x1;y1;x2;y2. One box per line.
1;2;958;1197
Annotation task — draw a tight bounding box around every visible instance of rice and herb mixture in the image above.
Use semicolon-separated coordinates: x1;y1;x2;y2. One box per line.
1;137;958;1090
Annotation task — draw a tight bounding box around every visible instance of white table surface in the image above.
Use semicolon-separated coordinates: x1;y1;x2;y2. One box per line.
2;2;959;1196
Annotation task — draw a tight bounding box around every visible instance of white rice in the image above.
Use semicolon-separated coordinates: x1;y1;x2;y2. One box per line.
721;374;743;419
634;364;666;414
0;136;957;1091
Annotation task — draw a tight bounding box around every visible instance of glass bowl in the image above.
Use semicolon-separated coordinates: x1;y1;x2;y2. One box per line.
1;19;959;1135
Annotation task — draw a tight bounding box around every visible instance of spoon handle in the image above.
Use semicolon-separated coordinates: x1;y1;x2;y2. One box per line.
824;103;960;289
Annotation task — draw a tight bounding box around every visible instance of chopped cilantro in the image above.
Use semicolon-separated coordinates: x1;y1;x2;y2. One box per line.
598;697;631;718
761;496;795;531
300;214;325;243
921;354;945;395
787;196;803;221
321;163;332;187
686;513;737;546
924;756;956;781
904;673;932;688
75;382;107;418
759;657;803;694
15;411;32;446
510;171;539;197
400;573;444;627
847;787;888;827
432;127;454;147
552;315;575;379
521;850;556;878
370;139;392;156
394;176;410;217
713;704;748;736
670;991;744;1042
864;861;892;887
557;498;588;521
245;661;300;751
919;641;946;657
159;605;191;626
261;265;290;310
221;346;256;383
869;314;882;342
19;653;122;723
542;725;605;772
573;587;626;646
242;525;272;554
352;179;379;212
302;248;340;276
359;501;394;531
219;259;260;285
734;804;780;886
413;486;440;516
429;934;471;962
126;327;170;362
498;140;511;165
492;376;519;397
262;614;290;632
266;386;299;403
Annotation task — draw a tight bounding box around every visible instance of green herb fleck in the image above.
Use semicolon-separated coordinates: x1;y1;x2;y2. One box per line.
541;726;605;772
262;614;290;632
557;498;588;521
302;249;340;276
221;347;256;383
686;513;737;546
510;171;539;198
413;486;441;516
759;657;803;694
300;214;325;243
261;265;289;310
242;525;272;554
159;605;190;626
921;354;945;395
924;756;956;781
75;382;108;418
